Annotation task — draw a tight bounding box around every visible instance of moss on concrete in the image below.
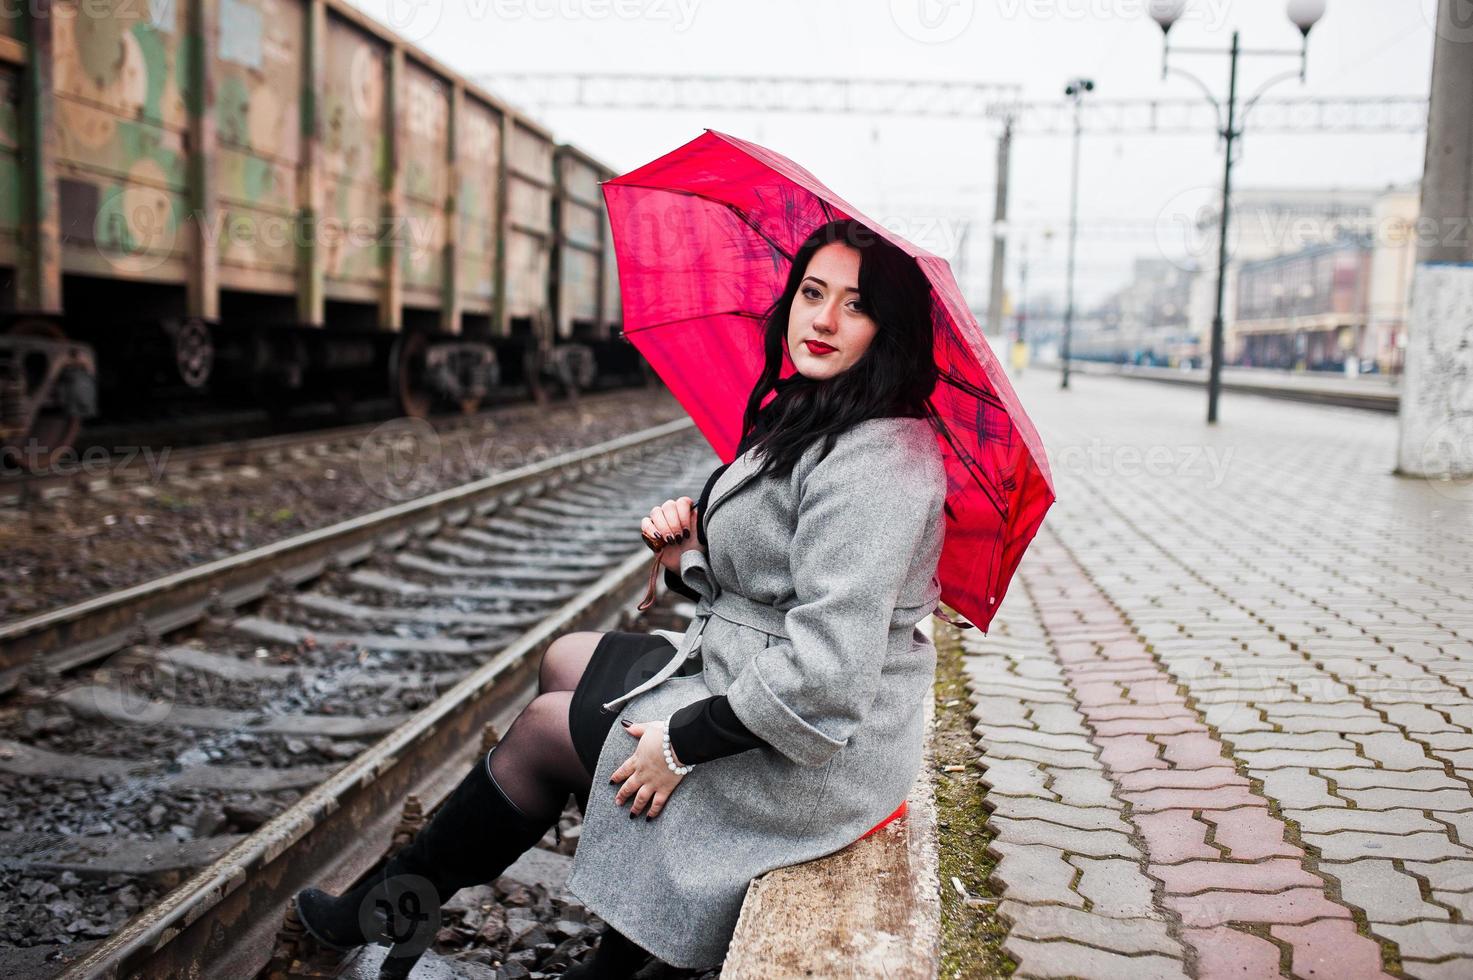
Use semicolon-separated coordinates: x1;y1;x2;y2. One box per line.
933;617;1016;979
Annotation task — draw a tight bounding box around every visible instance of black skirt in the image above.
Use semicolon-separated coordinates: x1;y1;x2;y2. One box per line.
568;631;704;776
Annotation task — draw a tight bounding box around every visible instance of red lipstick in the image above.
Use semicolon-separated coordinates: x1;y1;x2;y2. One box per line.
804;340;836;355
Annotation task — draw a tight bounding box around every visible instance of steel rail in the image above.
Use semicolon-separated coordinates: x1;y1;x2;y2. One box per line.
0;417;695;690
0;390;634;505
57;549;660;979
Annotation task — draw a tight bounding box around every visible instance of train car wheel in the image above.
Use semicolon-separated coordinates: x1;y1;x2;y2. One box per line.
1;320;88;473
547;343;596;404
391;332;432;419
171;317;214;389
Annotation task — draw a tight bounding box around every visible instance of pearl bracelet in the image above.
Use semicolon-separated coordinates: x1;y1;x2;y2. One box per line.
661;717;694;775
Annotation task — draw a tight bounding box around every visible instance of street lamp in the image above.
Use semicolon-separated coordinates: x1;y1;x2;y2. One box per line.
1060;76;1093;391
1151;1;1326;423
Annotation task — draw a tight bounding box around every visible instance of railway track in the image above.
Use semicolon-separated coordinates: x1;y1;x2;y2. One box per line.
1042;360;1401;413
0;418;708;978
0;389;631;508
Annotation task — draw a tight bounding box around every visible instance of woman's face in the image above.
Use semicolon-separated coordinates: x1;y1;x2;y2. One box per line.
787;242;878;381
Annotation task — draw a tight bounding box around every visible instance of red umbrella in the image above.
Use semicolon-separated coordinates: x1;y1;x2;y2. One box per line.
602;129;1054;635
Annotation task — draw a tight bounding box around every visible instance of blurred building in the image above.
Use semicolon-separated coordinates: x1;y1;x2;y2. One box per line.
1232;236;1373;371
1365;182;1420;375
1188;187;1377;347
1077;258;1195;365
1229;182;1419;374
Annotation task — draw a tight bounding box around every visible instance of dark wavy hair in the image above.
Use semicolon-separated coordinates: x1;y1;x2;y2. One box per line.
740;219;938;481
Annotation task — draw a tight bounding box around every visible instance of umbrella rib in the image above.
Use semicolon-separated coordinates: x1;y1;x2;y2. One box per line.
726;195;797;263
936;365;1006;411
609;182;797;264
925;400;1009;519
946;438;1009;516
620;309;768;336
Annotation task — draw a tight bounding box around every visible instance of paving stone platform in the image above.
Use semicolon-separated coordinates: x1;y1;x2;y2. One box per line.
960;371;1473;979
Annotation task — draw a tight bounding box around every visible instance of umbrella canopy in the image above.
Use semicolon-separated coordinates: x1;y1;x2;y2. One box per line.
603;129;1054;634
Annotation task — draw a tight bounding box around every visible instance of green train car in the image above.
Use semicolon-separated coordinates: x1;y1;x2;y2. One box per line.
0;0;629;468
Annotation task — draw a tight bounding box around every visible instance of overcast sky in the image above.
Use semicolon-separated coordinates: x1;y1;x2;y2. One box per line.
345;0;1437;308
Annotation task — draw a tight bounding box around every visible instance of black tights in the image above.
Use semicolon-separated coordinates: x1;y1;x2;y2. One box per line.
488;631;604;824
486;632;655;973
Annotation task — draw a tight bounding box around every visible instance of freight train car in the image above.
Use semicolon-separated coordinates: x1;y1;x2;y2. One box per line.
547;142;642;394
0;0;631;469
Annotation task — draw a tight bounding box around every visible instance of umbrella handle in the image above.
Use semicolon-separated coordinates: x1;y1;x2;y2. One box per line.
934;607;974;630
637;552;664;612
637;529;668;611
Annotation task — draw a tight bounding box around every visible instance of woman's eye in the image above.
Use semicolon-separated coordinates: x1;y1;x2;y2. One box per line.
801;286;820;299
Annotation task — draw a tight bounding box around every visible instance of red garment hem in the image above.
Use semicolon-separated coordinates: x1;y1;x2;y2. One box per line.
858;800;907;840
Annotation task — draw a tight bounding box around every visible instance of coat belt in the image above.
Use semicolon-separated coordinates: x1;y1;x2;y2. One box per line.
600;587;937;712
599;590;781;712
697;589;790;638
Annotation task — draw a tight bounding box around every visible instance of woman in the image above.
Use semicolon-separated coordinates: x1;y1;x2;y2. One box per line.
293;218;948;977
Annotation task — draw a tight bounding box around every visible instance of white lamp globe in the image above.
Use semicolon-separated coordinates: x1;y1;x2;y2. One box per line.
1286;0;1326;35
1149;0;1187;32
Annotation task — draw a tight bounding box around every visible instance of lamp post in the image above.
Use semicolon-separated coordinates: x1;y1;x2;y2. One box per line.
1060;77;1093;391
1149;0;1326;423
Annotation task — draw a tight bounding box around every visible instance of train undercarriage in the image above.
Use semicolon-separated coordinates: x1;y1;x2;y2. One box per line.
0;308;646;473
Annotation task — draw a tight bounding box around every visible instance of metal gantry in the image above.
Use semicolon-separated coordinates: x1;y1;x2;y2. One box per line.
477;67;1427;419
475;72;1427;136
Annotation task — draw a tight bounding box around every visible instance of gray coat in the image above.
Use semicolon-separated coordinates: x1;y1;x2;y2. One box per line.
566;416;947;969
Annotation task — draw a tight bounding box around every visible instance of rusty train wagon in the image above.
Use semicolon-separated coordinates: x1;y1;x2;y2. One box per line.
548;142;640;394
0;0;629;468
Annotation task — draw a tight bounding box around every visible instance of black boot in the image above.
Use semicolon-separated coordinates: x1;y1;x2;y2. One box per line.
295;750;549;953
561;924;654;979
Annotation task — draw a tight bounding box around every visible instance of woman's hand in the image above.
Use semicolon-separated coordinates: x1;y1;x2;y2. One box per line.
641;497;705;574
611;720;685;819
